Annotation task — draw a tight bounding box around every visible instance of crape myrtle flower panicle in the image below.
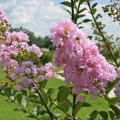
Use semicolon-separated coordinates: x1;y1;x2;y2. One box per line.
16;62;55;90
3;59;19;81
21;61;37;76
7;32;29;42
0;10;56;91
115;81;120;96
0;11;7;21
50;20;117;98
36;62;55;81
117;67;120;77
28;44;43;58
0;10;9;41
16;77;33;90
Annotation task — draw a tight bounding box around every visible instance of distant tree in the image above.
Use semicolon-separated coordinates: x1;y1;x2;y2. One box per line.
102;0;120;24
9;27;55;50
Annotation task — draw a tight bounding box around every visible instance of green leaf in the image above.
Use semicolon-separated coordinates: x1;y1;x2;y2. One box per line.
57;100;71;112
26;114;37;119
41;91;48;104
61;1;77;9
38;80;47;89
109;109;115;119
88;110;98;120
47;88;54;97
64;116;73;120
55;67;63;73
61;1;71;7
74;0;79;3
76;14;86;19
57;86;71;102
83;19;92;23
78;8;87;14
109;104;120;117
96;21;102;26
78;0;86;4
92;3;98;8
4;87;12;97
114;50;120;59
74;101;91;115
95;14;102;20
22;90;27;96
74;101;81;115
81;102;92;107
99;111;108;120
91;8;97;14
106;97;120;105
106;80;118;95
16;93;22;104
63;8;72;15
38;116;51;120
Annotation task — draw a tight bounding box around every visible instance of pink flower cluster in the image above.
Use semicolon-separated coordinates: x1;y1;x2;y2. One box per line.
0;32;42;66
14;61;55;90
115;81;120;96
117;67;120;77
7;32;29;42
0;11;9;41
0;10;55;90
0;11;7;21
50;20;117;98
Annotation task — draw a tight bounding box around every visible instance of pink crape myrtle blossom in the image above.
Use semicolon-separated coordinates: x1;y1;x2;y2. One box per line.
50;20;117;98
28;44;43;57
0;11;7;21
115;81;120;96
0;10;55;90
16;77;33;90
36;62;55;81
114;67;120;96
15;61;55;90
7;32;29;42
117;67;120;77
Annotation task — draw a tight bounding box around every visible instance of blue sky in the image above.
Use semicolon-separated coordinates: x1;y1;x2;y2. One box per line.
0;0;119;37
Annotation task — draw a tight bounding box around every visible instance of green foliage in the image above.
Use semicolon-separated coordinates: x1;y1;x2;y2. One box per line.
16;93;22;104
61;0;89;26
74;101;91;115
57;86;71;103
99;111;108;120
57;99;71;112
109;104;120;119
88;110;98;120
40;51;54;65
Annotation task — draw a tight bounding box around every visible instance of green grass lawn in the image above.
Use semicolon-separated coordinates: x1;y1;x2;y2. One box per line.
0;69;110;120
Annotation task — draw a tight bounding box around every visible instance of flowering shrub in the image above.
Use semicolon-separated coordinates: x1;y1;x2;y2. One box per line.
0;11;55;90
50;20;117;99
0;0;120;119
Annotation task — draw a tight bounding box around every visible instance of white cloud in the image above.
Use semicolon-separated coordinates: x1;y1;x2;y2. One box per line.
0;0;16;10
0;0;119;37
7;0;69;36
11;0;39;24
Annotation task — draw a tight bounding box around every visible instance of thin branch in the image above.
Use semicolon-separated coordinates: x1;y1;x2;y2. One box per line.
32;81;56;120
71;0;75;22
75;0;81;23
72;94;77;120
49;96;74;119
87;1;119;67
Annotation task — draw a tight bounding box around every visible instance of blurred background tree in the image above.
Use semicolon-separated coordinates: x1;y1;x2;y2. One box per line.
102;0;120;24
